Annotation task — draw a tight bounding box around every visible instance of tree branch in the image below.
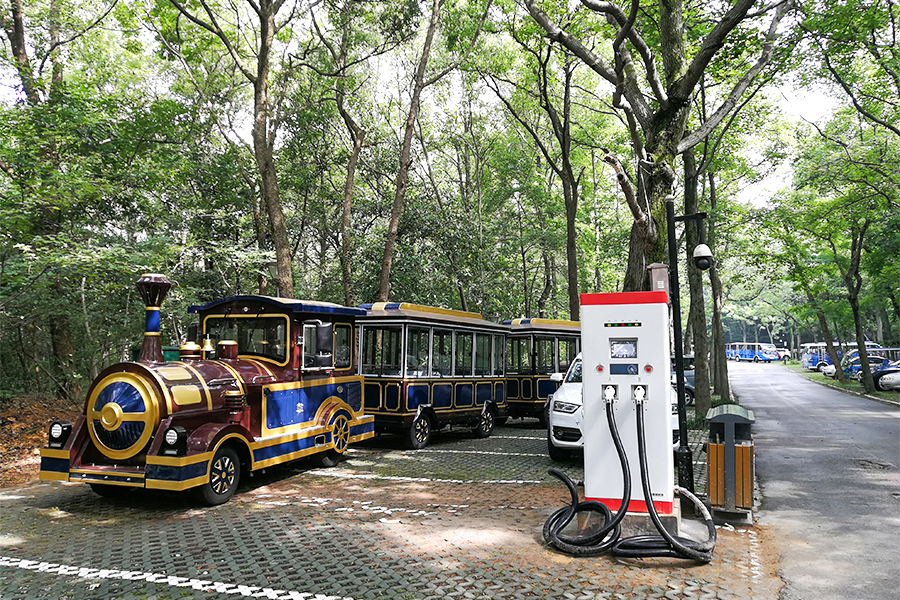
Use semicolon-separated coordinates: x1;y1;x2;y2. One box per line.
678;0;793;154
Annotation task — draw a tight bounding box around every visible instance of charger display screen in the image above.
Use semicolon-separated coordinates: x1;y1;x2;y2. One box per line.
610;339;638;359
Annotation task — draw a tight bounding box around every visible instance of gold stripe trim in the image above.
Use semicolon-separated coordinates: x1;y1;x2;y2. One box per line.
70;469;146;480
40;448;70;459
147;451;214;467
146;476;207;491
39;471;69;481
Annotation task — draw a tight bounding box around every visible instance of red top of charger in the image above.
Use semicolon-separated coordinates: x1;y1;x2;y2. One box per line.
580;291;669;306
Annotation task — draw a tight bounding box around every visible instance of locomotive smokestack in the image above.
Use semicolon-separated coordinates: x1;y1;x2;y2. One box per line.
136;273;172;363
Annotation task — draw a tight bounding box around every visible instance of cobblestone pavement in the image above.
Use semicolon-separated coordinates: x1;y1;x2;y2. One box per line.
0;421;781;600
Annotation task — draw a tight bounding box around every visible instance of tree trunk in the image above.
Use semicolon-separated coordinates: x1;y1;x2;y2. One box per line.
377;0;443;301
684;148;711;416
339;129;364;306
252;6;293;298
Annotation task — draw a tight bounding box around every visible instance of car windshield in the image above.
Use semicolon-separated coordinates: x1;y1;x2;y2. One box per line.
566;359;582;383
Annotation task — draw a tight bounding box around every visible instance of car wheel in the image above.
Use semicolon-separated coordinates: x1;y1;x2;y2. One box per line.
684;388;695;406
547;431;571;461
197;445;240;506
753;356;759;363
874;374;892;392
406;414;431;449
473;409;494;439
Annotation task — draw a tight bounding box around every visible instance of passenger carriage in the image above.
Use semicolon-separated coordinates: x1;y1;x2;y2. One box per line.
39;274;374;505
357;302;509;449
503;318;580;425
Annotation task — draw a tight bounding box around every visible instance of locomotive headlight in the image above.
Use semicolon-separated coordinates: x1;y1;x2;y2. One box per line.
162;426;187;456
48;421;72;448
164;428;179;446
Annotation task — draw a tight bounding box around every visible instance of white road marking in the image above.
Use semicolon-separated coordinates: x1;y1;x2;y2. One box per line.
0;556;354;599
310;471;541;485
416;449;546;457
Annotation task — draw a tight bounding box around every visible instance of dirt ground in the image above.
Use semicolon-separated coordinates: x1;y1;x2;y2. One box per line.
0;397;79;489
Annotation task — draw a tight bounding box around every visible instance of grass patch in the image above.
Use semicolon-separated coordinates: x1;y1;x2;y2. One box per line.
783;362;899;403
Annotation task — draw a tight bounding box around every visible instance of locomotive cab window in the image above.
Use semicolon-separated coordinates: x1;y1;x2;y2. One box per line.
302;322;337;370
204;315;289;365
334;324;352;369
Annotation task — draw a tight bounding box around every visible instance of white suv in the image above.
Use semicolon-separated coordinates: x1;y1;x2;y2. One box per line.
546;353;680;461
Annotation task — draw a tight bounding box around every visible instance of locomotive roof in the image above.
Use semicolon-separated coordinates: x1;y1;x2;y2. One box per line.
502;317;581;334
359;302;506;331
188;295;366;317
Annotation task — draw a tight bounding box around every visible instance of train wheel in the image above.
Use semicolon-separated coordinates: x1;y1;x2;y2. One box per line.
313;415;350;468
197;446;240;506
473;409;494;438
406;414;431;449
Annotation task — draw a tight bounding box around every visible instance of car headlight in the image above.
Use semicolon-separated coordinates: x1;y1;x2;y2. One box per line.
553;400;579;414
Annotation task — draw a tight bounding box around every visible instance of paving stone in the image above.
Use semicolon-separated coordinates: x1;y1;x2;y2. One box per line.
0;422;778;600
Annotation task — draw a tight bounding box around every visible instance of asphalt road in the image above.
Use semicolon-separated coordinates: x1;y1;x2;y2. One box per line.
730;361;900;600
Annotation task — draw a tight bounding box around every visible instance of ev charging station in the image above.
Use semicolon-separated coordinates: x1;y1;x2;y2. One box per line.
581;291;675;517
542;289;716;561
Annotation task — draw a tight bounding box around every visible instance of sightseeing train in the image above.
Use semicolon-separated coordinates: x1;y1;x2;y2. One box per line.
39;275;576;504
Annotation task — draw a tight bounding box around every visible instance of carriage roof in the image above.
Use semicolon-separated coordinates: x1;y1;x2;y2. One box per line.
188;295;366;317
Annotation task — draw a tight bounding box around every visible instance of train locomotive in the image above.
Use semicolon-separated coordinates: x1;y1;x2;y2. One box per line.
39;274;374;505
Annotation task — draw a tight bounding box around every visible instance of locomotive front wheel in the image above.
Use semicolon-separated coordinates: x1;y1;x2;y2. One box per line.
197;446;240;506
312;415;350;468
406;414;431;450
473;410;494;438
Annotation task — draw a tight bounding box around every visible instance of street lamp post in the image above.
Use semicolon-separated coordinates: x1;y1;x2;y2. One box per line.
665;195;711;494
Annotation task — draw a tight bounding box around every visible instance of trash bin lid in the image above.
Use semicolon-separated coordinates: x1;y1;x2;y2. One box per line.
706;403;755;424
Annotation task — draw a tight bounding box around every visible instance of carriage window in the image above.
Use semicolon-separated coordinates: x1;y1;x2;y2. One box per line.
506;337;531;374
335;324;351;369
455;332;473;377
558;337;577;373
535;336;555;374
204;316;288;364
493;334;505;376
433;329;452;376
362;326;402;376
475;334;491;376
406;326;430;378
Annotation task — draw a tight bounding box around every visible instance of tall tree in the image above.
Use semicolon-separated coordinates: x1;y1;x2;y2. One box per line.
165;0;298;297
376;0;493;301
524;0;794;291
